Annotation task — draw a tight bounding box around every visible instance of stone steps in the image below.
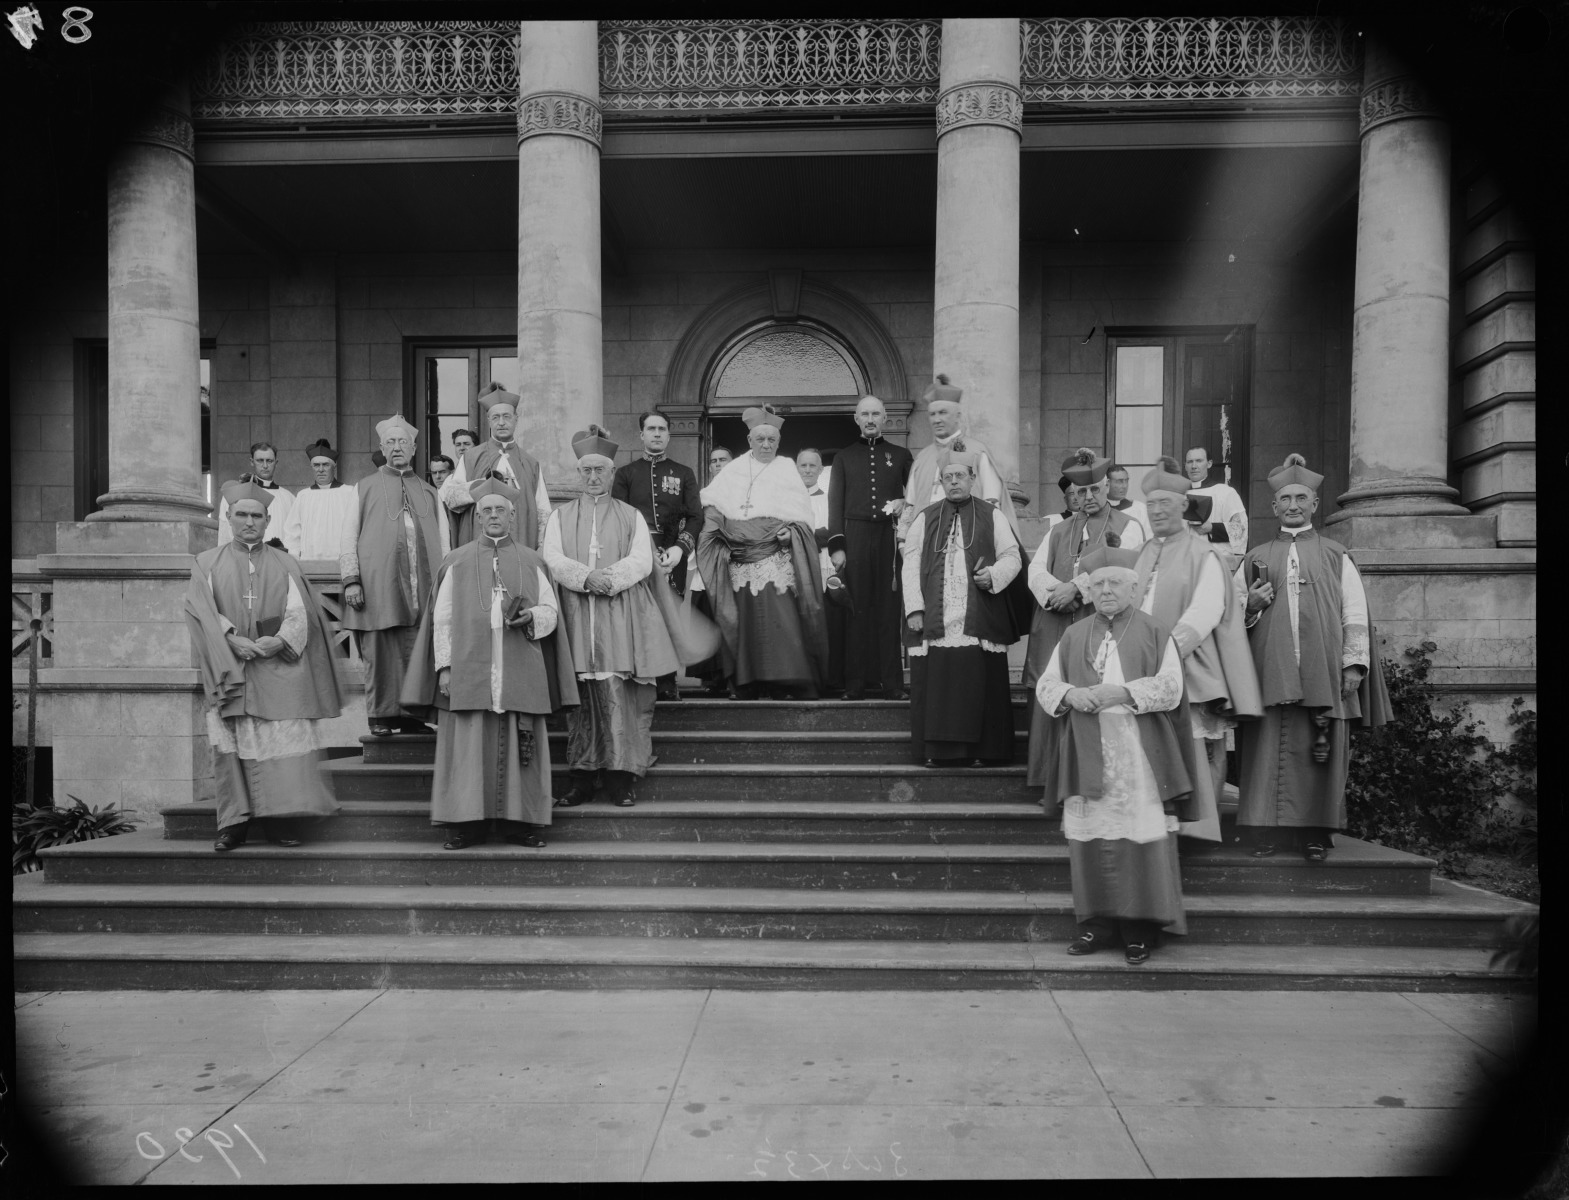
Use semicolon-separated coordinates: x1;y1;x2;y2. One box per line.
160;800;1056;844
361;729;1027;766
329;760;1040;804
538;697;1032;735
12;876;1525;947
38;830;1437;895
9;932;1518;993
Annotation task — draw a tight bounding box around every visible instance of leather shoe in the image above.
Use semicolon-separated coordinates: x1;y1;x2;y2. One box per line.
657;689;681;702
1250;843;1278;858
842;690;866;702
887;690;911;702
922;758;939;769
504;831;547;848
1066;931;1101;956
213;826;248;853
1303;842;1328;862
1124;942;1151;965
442;831;486;850
369;723;395;737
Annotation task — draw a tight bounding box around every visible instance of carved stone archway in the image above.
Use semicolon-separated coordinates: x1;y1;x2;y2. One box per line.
662;271;910;468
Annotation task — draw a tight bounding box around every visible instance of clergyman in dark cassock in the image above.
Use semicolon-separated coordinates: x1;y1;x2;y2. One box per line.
438;382;552;551
544;426;683;808
1132;457;1263;841
340;415;451;737
400;481;581;850
185;480;342;852
900;452;1022;766
1235;454;1391;861
612;410;703;701
828;394;913;700
696;406;829;700
1034;547;1198;964
799;449;847;695
1024;448;1146;789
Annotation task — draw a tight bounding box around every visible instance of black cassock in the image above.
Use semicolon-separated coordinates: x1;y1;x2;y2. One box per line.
827;435;913;695
611;454;702;594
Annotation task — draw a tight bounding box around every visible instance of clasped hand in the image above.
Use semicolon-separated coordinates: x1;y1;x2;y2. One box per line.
1048;580;1081;611
227;632;281;662
584;568;614;596
1064;683;1128;713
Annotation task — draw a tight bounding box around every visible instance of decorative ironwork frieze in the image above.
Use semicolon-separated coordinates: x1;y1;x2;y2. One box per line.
191;22;519;122
188;16;1363;124
935;82;1023;137
598;19;941;112
1359;74;1441;134
517;91;603;147
126;105;196;159
1019;16;1361;106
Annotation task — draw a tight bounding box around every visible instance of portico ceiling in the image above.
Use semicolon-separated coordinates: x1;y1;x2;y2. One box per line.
194;142;1357;259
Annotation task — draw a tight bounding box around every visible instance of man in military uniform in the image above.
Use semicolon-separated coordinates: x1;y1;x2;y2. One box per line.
612;410;702;702
828;394;913;700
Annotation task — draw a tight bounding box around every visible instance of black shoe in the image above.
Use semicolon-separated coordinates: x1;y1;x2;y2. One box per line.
657;689;681;703
213;825;249;853
842;690;866;702
504;831;547;848
553;771;597;808
369;723;396;738
887;690;910;702
1124;942;1151;965
1303;842;1328;862
922;758;939;769
1067;931;1101;956
443;831;486;850
1250;843;1278;858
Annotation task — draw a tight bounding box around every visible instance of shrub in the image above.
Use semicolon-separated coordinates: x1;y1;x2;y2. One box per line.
1345;642;1536;872
12;795;138;874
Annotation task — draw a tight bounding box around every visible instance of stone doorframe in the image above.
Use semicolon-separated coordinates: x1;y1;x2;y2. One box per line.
661;270;911;470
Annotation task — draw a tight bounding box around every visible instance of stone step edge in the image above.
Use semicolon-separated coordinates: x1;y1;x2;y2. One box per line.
37;833;1437;869
157;800;1053;819
9;933;1517;982
12;879;1531;918
364;731;947;744
331;761;1030;777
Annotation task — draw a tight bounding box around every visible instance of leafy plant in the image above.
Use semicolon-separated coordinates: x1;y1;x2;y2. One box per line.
1345;642;1536;874
12;795;137;874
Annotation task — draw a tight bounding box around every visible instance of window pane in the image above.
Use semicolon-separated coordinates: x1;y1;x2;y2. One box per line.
1121;464;1158;504
1115;345;1164;406
715;329;858;398
432;357;470;416
1115;406;1163;465
488;356;518;395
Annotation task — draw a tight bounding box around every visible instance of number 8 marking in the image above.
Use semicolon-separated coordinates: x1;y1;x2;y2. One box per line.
61;6;93;43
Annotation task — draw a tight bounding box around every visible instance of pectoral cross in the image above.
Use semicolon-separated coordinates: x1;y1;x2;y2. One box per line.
242;561;258;612
1286;551;1305;597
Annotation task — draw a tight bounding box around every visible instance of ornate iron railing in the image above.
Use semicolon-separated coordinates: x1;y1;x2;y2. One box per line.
302;568;363;663
191;21;519;122
189;17;1361;123
12;564;53;670
1019;16;1361;105
598;19;941;112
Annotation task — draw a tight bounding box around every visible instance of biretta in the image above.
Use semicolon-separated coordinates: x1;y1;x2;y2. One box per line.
1061;447;1111;487
1078;545;1141;574
571;424;619;462
742;404;784;430
305;438;338;462
375;414;418;443
468;477;521;506
1268;452;1324;494
941;450;981;475
220;478;275;511
1141;455;1191;499
923;373;962;406
478;381;521;414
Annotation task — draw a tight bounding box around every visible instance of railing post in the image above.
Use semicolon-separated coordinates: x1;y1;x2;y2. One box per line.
27;617;41;806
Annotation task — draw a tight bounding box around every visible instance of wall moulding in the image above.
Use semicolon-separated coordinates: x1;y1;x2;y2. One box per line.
935;83;1022;137
516;91;603;147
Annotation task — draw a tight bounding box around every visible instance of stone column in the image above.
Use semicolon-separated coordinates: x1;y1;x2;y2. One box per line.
42;83;215;822
932;19;1022;490
517;21;603;495
94;83;211;525
1328;39;1478;544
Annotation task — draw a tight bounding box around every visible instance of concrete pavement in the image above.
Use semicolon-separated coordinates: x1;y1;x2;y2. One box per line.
12;987;1536;1183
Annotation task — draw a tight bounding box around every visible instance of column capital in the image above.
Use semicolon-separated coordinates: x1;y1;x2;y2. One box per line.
517;90;603;148
124;103;196;162
1359;74;1443;136
935;81;1022;139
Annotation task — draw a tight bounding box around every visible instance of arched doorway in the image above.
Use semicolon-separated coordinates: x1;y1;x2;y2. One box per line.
704;320;869;468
